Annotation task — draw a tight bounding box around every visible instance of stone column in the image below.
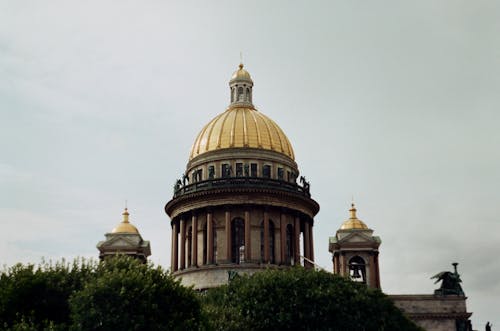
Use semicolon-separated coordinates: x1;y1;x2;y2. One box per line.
263;210;270;263
180;218;186;270
309;221;314;263
304;221;310;268
171;221;178;272
207;211;214;264
191;214;198;267
225;210;231;263
244;210;251;262
280;213;286;264
294;216;301;264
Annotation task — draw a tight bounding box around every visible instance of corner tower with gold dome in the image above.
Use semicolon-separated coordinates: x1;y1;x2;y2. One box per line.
97;208;151;263
165;64;319;289
329;203;381;289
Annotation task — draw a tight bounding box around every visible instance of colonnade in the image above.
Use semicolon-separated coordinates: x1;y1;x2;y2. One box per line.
171;208;315;272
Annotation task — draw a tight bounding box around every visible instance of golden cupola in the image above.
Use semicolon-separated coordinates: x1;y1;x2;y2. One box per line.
112;208;140;234
339;203;369;230
189;63;295;161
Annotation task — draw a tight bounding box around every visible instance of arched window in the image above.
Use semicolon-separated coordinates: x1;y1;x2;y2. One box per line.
187;226;192;267
260;220;275;263
246;87;250;101
238;86;244;101
231;218;245;264
348;256;366;283
285;224;294;265
231;87;234;102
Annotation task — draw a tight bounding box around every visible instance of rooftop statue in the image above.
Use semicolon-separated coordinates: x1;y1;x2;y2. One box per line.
431;262;465;296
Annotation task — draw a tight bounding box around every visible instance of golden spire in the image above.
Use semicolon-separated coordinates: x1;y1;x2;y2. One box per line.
122;208;130;223
349;203;357;219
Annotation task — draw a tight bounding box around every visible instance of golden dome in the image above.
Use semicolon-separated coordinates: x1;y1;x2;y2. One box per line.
112;208;139;234
230;63;252;82
339;203;369;230
190;107;295;160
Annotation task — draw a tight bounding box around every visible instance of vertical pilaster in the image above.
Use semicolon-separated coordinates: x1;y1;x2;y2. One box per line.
172;221;178;272
207;211;214;264
180;218;186;270
341;252;347;276
225;210;231;263
374;252;381;289
263;210;269;263
244;210;251;262
191;214;198;267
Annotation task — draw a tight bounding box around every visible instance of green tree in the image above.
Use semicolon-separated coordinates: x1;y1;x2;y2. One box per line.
202;267;422;331
0;259;95;331
69;256;203;331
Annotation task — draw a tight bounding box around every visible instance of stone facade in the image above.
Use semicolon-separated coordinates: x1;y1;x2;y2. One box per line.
391;295;473;331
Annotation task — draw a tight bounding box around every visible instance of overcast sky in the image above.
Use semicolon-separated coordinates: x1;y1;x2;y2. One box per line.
1;0;499;327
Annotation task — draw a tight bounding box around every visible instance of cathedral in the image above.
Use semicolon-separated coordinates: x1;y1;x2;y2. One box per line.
98;63;474;331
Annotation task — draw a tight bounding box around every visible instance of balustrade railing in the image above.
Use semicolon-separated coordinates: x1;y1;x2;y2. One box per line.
173;177;311;198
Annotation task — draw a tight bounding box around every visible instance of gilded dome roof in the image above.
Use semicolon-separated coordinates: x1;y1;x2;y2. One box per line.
112;208;139;234
339;204;369;230
189;107;295;160
230;63;252;82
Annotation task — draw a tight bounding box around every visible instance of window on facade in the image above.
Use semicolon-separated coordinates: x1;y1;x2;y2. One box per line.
277;167;284;180
236;163;243;177
231;218;245;264
262;165;271;178
250;163;258;177
287;171;291;182
208;165;215;179
221;164;231;178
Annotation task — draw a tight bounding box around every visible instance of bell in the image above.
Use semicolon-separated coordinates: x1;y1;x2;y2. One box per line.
351;267;361;279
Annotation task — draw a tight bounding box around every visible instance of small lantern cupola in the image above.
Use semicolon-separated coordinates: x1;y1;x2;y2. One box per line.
229;63;254;108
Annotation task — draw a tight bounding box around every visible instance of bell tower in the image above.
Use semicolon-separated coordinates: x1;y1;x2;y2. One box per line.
329;203;381;289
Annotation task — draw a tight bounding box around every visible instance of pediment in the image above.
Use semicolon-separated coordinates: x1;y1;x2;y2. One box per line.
338;232;376;244
100;235;140;248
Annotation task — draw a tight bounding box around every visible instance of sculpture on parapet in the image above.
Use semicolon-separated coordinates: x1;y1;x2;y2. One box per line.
431;262;464;296
174;179;182;193
299;176;310;195
486;322;492;331
182;173;189;186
